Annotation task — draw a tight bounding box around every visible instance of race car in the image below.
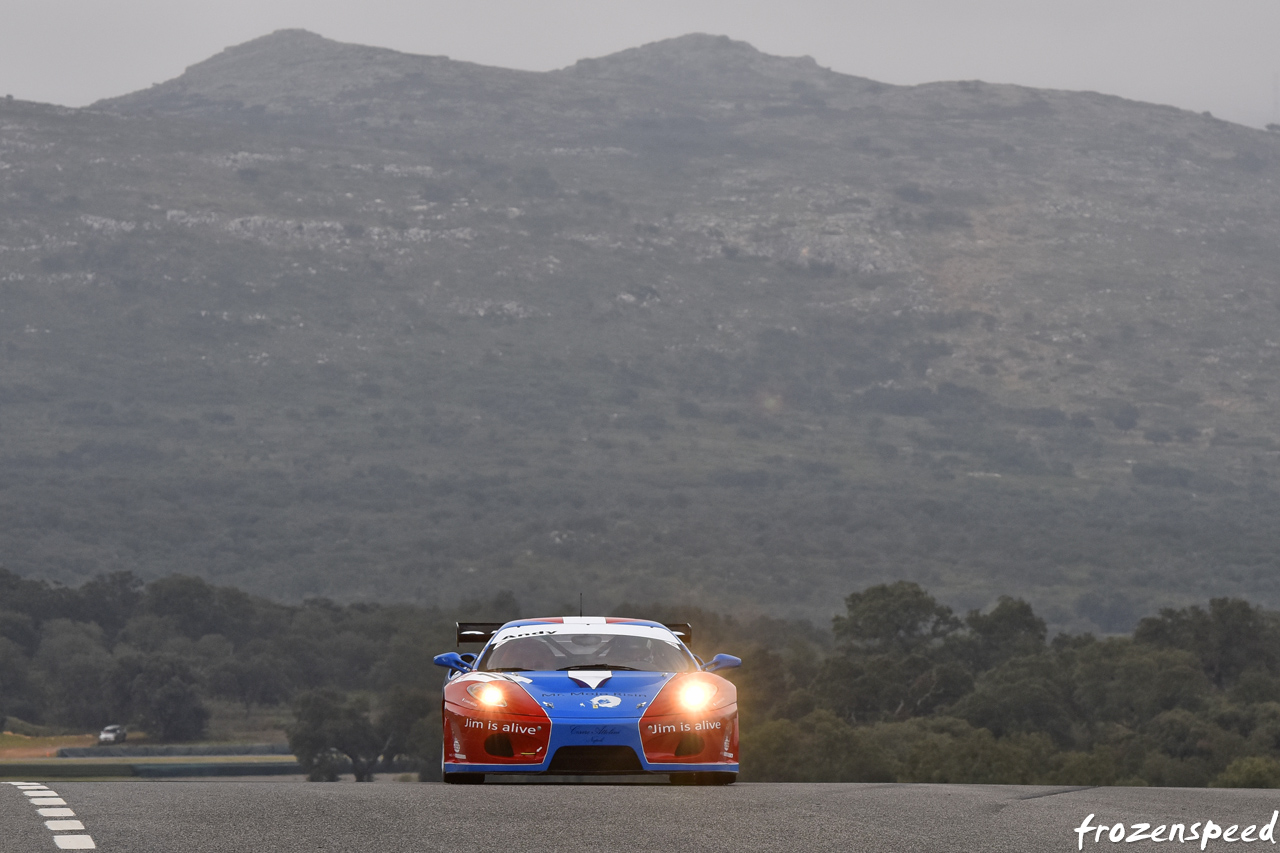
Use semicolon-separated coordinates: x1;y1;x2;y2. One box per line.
433;616;741;784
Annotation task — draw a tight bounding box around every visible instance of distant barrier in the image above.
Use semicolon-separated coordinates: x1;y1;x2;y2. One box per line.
0;759;302;779
57;743;292;758
0;762;137;778
131;761;301;778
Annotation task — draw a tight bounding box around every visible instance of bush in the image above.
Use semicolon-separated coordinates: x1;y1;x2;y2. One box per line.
740;710;893;781
864;717;1057;784
1212;756;1280;788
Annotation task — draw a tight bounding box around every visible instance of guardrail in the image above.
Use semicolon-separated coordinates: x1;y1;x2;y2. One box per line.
57;744;291;758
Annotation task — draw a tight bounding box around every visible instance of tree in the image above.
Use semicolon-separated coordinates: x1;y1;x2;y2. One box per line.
118;655;210;741
376;688;438;772
953;655;1073;745
820;652;972;722
77;571;143;642
958;597;1047;672
210;654;291;715
35;619;116;730
1134;598;1277;689
1142;708;1239;763
287;690;383;782
142;575;219;639
833;582;960;654
0;637;35;722
0;610;38;655
1070;640;1210;728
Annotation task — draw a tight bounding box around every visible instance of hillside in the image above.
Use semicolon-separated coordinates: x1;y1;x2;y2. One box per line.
2;30;1280;628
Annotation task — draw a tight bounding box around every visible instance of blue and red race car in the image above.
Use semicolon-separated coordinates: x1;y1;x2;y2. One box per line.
433;616;741;784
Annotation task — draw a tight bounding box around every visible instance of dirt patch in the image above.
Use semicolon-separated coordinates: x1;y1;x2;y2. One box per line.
0;733;96;759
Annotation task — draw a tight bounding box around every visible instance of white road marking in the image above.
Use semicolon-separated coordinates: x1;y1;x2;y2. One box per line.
10;781;96;849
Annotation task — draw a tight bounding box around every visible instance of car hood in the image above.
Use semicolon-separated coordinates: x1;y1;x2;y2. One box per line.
514;670;677;718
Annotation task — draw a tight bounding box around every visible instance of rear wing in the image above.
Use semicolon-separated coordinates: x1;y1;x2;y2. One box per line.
664;623;693;644
455;621;694;645
456;623;503;646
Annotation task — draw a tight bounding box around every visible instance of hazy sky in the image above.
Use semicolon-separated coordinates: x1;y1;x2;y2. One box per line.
5;0;1279;128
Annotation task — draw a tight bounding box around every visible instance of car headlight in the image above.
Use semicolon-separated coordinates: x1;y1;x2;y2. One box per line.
678;681;716;712
466;682;508;707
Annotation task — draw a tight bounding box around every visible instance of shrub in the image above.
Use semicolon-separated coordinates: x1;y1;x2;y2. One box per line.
1210;756;1280;789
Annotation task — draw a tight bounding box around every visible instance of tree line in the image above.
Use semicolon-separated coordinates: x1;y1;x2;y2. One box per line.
3;568;1280;786
738;583;1280;787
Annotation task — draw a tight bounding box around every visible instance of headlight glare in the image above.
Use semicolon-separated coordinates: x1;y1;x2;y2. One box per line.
679;681;716;711
467;682;508;707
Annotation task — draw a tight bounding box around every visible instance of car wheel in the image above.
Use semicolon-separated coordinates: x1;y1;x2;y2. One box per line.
441;742;484;784
442;772;485;784
670;772;736;786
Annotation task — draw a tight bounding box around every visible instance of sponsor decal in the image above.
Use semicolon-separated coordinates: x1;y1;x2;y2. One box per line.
461;717;543;734
646;719;723;734
540;691;650;699
567;724;623;744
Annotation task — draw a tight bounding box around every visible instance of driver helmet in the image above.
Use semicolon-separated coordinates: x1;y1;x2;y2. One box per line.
565;633;606;654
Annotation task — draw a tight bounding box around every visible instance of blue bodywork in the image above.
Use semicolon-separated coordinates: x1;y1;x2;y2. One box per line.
438;618;740;776
443;669;737;774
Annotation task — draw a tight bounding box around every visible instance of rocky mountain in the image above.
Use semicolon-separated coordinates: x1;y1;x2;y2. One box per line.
3;30;1280;628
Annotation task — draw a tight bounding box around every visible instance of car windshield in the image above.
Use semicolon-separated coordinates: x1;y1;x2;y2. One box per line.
477;629;694;673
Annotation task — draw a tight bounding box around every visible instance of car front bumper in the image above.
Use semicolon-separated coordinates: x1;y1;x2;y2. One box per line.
443;705;739;775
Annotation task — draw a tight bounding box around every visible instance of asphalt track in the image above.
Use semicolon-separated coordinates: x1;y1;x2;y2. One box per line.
6;779;1280;852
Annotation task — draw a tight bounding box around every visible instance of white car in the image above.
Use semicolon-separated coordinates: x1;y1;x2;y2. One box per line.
98;725;127;745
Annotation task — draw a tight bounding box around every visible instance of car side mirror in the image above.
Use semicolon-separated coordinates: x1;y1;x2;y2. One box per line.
434;652;473;674
703;654;741;672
